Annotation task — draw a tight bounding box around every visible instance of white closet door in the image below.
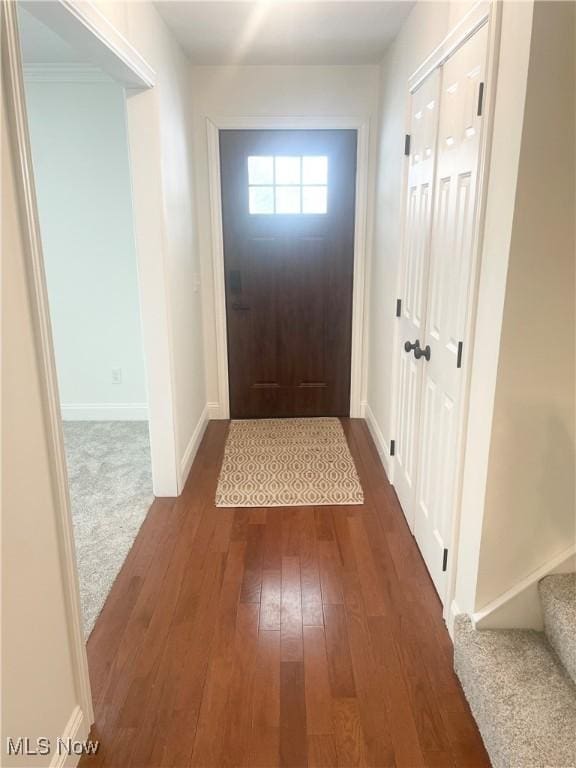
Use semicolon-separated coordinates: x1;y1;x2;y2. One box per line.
414;23;488;598
394;70;440;530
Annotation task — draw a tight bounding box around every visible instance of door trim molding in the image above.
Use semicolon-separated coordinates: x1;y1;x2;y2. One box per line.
409;0;491;93
206;115;371;419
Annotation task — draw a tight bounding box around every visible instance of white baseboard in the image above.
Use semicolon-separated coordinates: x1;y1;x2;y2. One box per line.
472;545;576;631
207;401;223;419
447;599;462;640
364;401;393;481
49;705;91;768
179;404;210;491
60;403;148;421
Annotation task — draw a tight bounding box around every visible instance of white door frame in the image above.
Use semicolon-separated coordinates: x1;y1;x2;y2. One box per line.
389;0;502;624
3;0;175;731
19;0;183;497
206;116;371;420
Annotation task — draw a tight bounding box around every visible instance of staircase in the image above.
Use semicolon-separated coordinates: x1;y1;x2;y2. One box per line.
454;573;576;768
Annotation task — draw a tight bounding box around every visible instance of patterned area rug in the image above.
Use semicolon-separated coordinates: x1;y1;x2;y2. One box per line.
215;417;364;507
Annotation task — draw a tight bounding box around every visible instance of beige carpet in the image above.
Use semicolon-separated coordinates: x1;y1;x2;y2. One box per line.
215;417;364;507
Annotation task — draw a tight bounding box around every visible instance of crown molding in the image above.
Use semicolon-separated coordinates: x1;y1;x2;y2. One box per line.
22;62;113;83
20;0;155;89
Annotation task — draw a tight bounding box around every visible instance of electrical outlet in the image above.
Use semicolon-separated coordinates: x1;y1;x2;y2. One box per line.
111;368;122;385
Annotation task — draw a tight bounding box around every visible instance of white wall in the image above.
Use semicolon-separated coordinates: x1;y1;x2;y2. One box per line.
1;22;89;764
2;2;206;764
453;0;536;619
24;75;148;420
473;0;575;609
121;3;207;487
188;64;380;413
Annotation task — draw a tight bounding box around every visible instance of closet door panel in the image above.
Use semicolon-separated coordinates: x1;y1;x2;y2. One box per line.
393;69;441;530
414;23;489;599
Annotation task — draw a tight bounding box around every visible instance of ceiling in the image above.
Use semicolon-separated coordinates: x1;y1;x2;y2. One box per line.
17;6;87;64
155;1;415;65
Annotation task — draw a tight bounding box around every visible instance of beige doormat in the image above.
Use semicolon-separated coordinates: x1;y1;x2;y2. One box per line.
215;417;364;507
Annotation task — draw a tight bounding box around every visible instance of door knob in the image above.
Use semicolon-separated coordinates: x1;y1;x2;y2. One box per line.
414;343;431;361
404;339;419;353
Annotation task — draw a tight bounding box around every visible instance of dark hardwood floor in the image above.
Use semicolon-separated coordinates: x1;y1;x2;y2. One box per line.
80;419;490;768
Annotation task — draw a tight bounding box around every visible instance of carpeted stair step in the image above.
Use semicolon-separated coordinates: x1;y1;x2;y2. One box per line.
539;573;576;686
454;615;576;768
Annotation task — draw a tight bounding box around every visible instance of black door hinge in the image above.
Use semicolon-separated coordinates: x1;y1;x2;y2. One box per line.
442;548;448;572
404;134;411;156
396;298;402;317
457;341;463;369
390;439;396;456
477;82;485;116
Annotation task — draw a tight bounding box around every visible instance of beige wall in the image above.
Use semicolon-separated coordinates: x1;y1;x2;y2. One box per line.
475;0;576;608
188;64;381;410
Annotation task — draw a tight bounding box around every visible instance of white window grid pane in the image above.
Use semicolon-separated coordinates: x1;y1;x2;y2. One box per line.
248;155;274;185
248;155;329;214
275;185;301;214
249;185;274;214
275;156;301;185
302;156;328;185
302;185;328;214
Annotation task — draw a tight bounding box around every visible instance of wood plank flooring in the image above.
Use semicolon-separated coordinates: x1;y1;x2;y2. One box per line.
80;419;490;768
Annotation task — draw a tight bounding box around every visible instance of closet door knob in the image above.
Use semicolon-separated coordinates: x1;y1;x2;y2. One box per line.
414;343;431;361
404;339;419;353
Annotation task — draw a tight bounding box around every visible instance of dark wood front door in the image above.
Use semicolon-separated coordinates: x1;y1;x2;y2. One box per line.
220;129;357;419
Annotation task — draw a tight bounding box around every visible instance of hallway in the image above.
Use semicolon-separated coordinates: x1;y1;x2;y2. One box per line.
81;420;489;768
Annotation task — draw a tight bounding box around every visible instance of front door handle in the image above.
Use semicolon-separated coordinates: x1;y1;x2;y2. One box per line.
229;269;242;294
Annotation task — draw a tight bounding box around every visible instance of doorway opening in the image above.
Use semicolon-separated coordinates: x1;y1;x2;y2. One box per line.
17;6;153;636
